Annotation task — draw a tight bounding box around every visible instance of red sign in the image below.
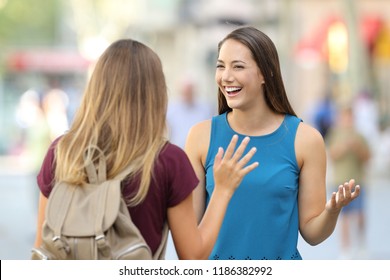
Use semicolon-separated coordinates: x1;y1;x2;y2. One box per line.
6;50;91;73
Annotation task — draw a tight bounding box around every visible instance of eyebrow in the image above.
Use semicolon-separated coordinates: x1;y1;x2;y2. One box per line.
217;59;247;64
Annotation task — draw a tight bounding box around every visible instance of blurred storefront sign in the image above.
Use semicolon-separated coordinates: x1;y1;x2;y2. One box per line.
5;50;91;73
373;26;390;61
295;15;386;66
294;16;339;65
361;16;385;55
327;21;349;73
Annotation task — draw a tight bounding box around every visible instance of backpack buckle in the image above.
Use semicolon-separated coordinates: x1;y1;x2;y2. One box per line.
95;234;107;248
52;235;70;255
95;234;105;241
52;236;61;242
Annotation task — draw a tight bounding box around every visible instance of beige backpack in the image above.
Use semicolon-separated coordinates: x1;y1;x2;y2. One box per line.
31;145;168;260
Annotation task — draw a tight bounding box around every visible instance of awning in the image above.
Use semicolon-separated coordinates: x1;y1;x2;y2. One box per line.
361;16;385;54
294;15;385;63
294;16;340;63
5;50;91;73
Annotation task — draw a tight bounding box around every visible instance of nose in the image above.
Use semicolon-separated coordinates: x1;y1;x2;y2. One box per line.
220;68;234;83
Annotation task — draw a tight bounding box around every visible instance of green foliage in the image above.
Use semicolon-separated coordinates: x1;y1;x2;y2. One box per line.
0;0;61;47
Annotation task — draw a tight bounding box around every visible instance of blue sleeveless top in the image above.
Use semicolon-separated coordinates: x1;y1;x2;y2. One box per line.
205;112;302;260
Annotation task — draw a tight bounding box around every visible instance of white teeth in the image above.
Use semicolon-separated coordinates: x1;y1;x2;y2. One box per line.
225;87;241;92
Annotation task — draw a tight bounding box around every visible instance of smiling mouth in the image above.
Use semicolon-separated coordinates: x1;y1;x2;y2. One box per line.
225;86;242;96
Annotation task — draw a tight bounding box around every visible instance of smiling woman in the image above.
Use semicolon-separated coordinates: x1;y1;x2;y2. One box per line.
215;38;265;114
184;26;361;260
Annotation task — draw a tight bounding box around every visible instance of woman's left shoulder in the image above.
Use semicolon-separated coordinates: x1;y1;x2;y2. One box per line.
295;122;326;168
296;121;325;148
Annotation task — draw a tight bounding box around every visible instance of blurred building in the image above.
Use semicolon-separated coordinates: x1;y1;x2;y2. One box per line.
0;0;389;157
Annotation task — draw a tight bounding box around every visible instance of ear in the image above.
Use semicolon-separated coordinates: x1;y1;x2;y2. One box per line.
258;74;265;85
259;72;265;84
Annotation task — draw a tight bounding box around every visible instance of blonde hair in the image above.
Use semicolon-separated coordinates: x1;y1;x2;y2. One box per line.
55;39;168;206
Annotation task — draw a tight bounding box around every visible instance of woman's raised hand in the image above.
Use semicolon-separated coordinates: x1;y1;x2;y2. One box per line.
213;135;259;195
326;179;361;213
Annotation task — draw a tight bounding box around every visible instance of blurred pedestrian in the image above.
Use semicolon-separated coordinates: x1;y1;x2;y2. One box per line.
15;89;51;212
167;76;213;148
33;38;258;259
312;92;336;138
353;90;380;147
42;83;70;141
327;105;371;259
371;117;390;179
185;26;361;260
15;89;51;169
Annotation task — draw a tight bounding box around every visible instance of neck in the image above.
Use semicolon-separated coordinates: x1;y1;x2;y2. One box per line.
227;109;284;136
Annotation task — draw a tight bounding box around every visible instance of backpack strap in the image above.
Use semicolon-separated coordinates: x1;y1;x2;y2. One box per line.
84;145;137;183
84;145;106;184
50;183;76;258
84;146;117;257
93;181;113;258
90;147;108;238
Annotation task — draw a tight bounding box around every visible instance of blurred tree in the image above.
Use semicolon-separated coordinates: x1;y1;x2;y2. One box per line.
68;0;142;60
0;0;61;47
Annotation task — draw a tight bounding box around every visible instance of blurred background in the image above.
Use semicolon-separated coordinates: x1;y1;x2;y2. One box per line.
0;0;389;260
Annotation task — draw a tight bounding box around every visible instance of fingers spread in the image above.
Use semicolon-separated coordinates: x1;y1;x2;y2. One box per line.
238;147;258;170
213;135;258;193
214;147;224;167
223;134;239;160
343;181;352;200
230;136;250;162
351;185;360;200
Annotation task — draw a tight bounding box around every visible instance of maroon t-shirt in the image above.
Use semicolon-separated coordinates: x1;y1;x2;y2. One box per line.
37;139;199;254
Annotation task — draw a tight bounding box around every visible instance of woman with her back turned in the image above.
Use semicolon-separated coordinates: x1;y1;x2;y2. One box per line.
185;26;361;260
33;39;258;259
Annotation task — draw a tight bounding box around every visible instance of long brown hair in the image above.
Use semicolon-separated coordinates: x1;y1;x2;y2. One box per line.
217;26;296;116
55;39;168;206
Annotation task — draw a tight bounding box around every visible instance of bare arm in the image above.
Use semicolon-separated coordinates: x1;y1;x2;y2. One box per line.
297;123;360;245
34;192;48;247
184;120;211;223
169;134;258;259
